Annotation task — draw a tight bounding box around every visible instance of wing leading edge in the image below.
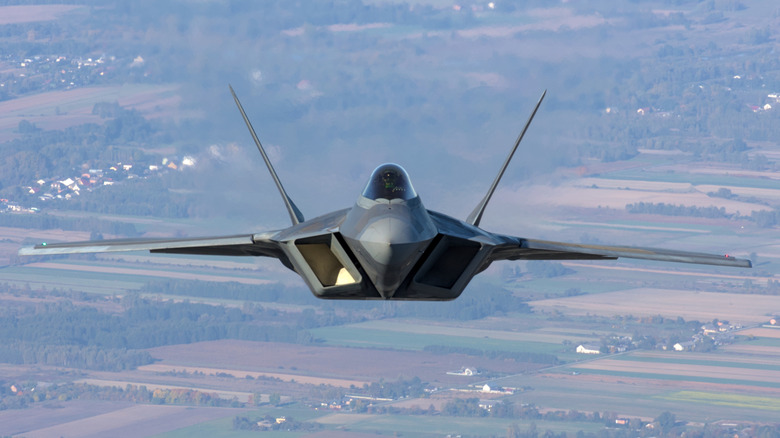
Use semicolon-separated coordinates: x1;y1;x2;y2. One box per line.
18;232;286;259
490;237;751;268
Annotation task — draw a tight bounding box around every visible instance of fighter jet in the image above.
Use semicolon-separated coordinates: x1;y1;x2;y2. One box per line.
19;87;751;300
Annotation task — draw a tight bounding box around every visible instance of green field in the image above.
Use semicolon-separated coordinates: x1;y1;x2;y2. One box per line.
344;414;603;437
154;406;321;438
567;367;780;389
155;410;604;438
0;266;143;293
660;391;780;411
610;353;780;372
309;324;563;355
743;337;780;347
600;169;780;190
155;418;304;438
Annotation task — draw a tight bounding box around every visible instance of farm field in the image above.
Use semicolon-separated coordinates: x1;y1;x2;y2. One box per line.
531;288;780;324
145;339;537;386
518;179;770;214
137;364;369;388
572;358;780;386
0;4;83;25
326;318;598;345
487;340;780;424
308;323;562;355
4;0;780;436
0;84;183;141
314;413;604;437
492;370;780;423
16;404;249;438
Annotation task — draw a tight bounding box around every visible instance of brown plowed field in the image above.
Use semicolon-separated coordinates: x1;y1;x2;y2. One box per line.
532;289;780;324
573;358;780;384
0;5;81;25
147;339;541;386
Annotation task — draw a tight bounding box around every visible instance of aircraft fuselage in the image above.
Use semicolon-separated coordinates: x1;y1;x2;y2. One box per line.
275;163;495;300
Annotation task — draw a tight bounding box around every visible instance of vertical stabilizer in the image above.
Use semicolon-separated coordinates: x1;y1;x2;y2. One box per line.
466;90;546;227
230;85;305;225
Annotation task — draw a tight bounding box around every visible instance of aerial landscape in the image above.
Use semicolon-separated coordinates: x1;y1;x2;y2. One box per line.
1;0;780;437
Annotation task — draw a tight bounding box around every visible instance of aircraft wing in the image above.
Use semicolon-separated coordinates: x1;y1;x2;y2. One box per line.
490;237;752;268
18;231;286;259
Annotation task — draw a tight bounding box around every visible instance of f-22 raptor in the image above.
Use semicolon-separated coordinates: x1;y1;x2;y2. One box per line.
20;88;751;300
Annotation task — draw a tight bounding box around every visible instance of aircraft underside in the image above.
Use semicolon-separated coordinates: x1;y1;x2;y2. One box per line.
279;212;494;300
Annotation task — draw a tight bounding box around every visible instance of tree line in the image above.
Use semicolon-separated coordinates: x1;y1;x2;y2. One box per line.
626;201;780;228
0;295;309;371
0;380;240;412
142;278;531;321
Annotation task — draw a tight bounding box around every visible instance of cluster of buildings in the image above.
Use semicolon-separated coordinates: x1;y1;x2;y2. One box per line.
1;53;122;93
576;321;742;355
1;156;195;214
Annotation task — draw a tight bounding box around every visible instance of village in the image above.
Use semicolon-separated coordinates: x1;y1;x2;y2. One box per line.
0;155;195;214
0;51;133;96
575;320;747;355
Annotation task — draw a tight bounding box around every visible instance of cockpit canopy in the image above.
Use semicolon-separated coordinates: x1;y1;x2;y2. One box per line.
361;163;417;201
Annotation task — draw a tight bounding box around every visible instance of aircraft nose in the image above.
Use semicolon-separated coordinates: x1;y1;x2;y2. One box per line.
360;240;424;268
360;216;422;249
348;216;435;298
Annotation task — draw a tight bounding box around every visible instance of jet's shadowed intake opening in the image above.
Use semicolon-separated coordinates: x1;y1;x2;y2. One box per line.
414;235;481;289
295;235;360;287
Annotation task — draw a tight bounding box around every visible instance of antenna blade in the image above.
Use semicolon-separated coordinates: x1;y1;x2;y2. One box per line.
229;85;304;225
466;90;546;227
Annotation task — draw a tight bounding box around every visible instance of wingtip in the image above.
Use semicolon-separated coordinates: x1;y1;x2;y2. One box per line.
17;246;35;256
725;255;751;268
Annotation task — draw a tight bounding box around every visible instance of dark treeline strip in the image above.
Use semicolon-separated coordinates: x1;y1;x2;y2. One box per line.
626;202;780;228
359;376;427;400
1;300;303;349
139;279;311;305
0;343;151;371
0;281;532;373
0;298;310;371
0;212;138;236
143;279;531;321
626;202;730;219
0;381;239;412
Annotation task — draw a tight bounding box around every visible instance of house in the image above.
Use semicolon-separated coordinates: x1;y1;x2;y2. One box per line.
576;344;601;354
478;400;494;412
446;367;479;376
674;341;694;351
701;324;719;335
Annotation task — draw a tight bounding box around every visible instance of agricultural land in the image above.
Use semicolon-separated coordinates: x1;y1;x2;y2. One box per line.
1;1;780;437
